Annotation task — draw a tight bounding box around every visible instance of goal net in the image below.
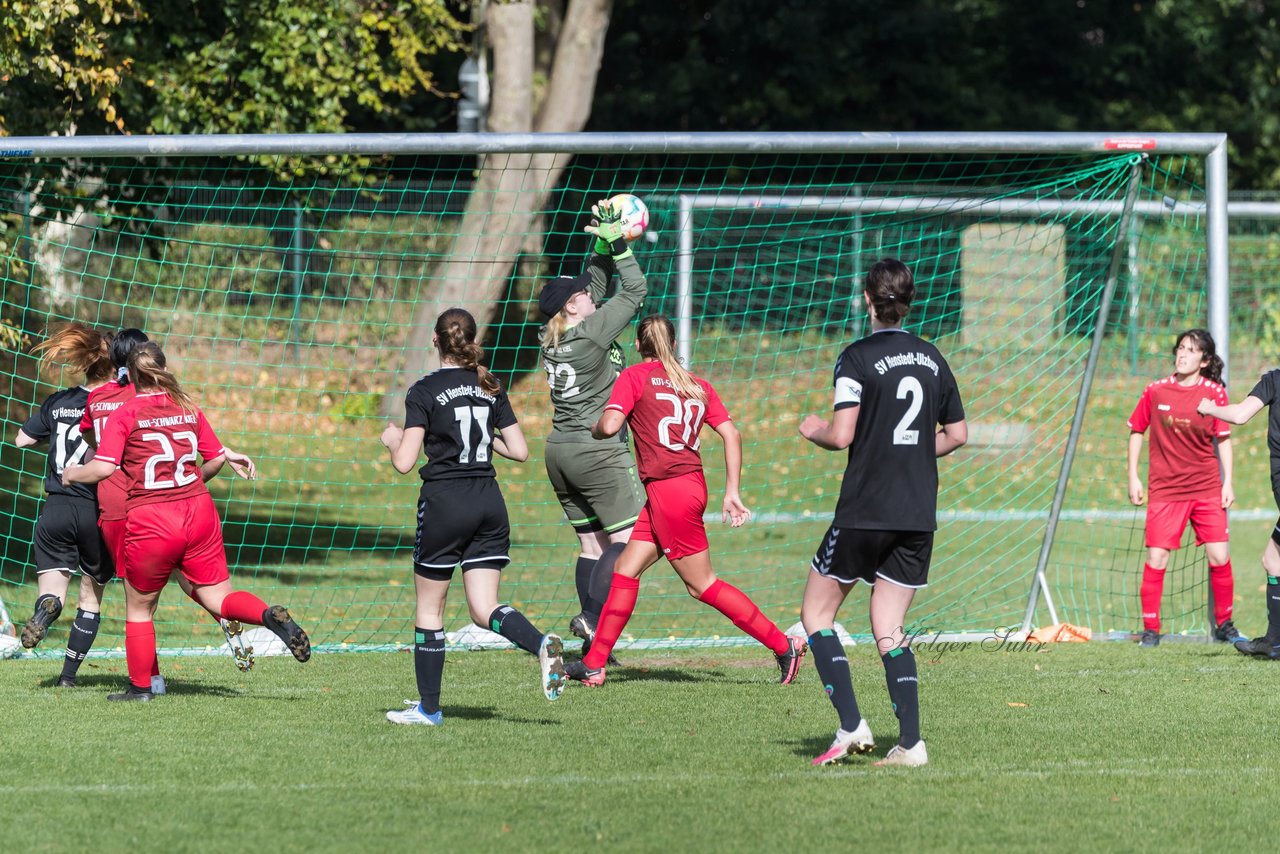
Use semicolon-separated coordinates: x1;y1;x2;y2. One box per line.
0;134;1231;653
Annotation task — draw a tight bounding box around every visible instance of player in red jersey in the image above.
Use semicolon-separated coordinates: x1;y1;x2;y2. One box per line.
563;314;806;687
79;329;251;684
64;342;307;701
14;324;114;687
1127;329;1242;648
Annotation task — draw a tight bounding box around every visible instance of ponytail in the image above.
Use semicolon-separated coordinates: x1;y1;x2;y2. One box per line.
110;327;149;386
435;308;500;396
865;258;916;326
128;342;195;411
31;322;112;383
637;314;704;402
540;313;571;352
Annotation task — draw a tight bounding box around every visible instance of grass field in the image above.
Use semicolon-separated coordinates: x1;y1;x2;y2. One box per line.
2;640;1278;852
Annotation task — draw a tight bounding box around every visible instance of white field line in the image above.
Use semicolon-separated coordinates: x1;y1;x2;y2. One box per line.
0;762;1275;796
729;508;1278;524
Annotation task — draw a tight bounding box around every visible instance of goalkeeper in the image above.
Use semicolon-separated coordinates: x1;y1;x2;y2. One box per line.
537;198;648;660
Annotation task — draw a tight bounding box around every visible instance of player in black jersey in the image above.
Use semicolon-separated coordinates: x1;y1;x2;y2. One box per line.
798;259;967;768
13;324;115;687
380;308;566;725
1199;370;1280;658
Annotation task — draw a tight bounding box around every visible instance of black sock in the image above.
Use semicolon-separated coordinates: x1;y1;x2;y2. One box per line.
808;629;861;732
1267;576;1280;642
574;555;597;612
586;543;625;622
882;647;921;747
414;627;446;715
487;605;544;656
34;593;63;623
60;609;100;681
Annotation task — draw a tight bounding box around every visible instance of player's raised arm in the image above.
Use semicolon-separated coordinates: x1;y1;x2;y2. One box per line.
579;198;649;346
1198;394;1265;425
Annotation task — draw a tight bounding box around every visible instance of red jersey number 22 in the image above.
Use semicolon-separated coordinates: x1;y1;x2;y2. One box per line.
142;430;199;489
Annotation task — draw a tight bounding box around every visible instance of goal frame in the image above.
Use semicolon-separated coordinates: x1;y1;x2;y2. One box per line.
0;131;1230;644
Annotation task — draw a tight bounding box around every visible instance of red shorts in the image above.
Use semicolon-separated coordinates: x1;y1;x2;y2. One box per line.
631;470;709;561
123;493;230;593
99;517;127;580
1145;498;1228;550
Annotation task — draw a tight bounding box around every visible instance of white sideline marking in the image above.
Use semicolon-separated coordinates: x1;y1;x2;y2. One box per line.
722;508;1278;524
0;762;1272;795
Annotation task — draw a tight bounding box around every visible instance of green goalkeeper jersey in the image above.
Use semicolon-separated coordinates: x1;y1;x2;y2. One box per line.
541;251;648;437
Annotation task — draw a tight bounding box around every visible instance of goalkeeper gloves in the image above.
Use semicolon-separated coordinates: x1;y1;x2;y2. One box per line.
585;199;631;258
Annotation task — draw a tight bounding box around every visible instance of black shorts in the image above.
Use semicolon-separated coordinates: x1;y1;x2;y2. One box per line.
413;477;511;581
34;494;112;586
810;525;934;589
1271;515;1280;548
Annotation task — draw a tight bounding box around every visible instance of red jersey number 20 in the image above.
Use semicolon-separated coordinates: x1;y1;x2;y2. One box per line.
655;393;706;452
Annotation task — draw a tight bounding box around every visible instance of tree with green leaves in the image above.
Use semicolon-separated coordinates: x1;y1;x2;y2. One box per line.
390;0;616;409
0;0;469;310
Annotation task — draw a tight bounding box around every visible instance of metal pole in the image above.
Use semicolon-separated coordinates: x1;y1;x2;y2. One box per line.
676;195;694;365
851;186;864;339
1204;141;1231;637
1206;141;1230;384
0;131;1228;159
1126;216;1140;375
289;202;304;352
1020;158;1147;634
20;190;38;336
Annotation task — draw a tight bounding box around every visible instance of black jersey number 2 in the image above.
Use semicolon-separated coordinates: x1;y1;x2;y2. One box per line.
893;376;923;445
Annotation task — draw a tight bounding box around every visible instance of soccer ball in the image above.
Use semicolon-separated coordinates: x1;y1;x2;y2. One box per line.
0;633;21;660
607;193;649;242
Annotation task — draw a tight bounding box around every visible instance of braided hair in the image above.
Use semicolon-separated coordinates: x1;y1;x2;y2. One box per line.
435;308;501;396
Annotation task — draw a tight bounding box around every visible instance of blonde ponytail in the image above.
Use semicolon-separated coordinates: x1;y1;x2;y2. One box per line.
540;313;571;352
637;315;704;402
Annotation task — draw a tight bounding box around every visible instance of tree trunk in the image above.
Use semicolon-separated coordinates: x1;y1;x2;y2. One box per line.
385;0;612;417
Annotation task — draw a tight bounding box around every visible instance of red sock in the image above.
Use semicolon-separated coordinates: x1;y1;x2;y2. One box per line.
699;579;789;655
150;653;161;679
1209;561;1234;625
1140;563;1165;632
583;574;640;670
220;590;269;625
125;621;156;690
